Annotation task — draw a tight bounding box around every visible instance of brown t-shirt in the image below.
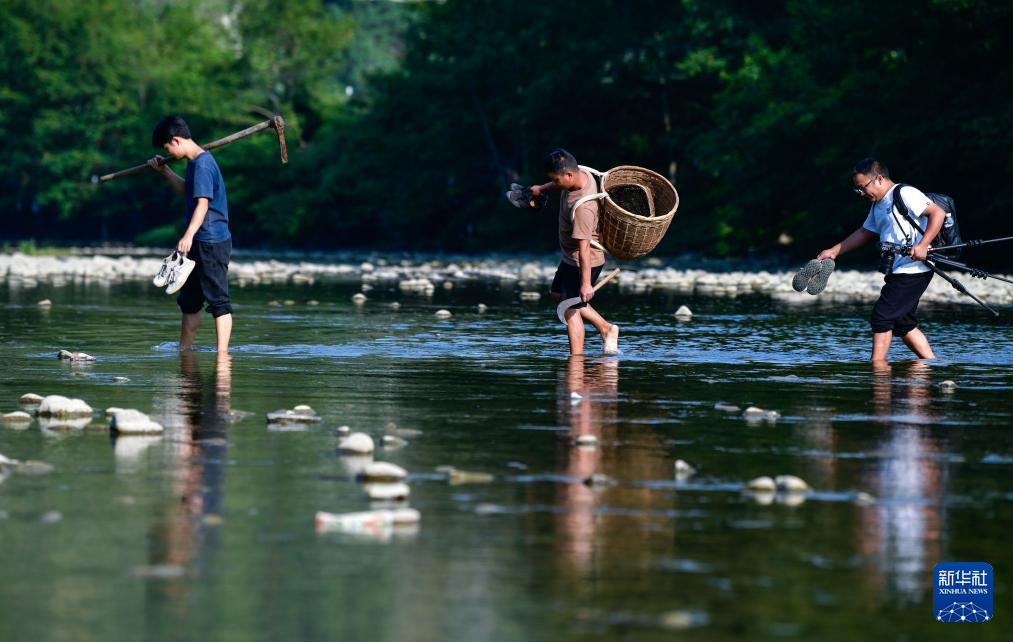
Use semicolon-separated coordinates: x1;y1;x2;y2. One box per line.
558;169;606;267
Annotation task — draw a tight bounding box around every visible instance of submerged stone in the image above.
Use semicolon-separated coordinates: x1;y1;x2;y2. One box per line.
57;350;95;362
363;482;410;501
111;409;164;435
746;476;777;492
674;305;693;320
357;461;407;482
477;303;488;313
774;475;809;493
939;380;958;393
19;393;43;409
351;293;367;304
266;408;322;424
519;291;541;301
338;432;375;455
2;411;32;424
37;299;53;308
434;309;452;319
674;459;696;480
37;395;93;417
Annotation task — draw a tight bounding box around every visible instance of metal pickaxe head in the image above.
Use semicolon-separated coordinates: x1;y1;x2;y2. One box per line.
271;114;288;164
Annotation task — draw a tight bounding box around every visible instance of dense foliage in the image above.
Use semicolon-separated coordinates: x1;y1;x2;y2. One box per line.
3;0;1011;264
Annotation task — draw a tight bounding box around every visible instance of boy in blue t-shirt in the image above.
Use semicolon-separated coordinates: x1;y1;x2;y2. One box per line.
148;116;233;353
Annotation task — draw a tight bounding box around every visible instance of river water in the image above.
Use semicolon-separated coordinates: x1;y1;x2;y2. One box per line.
1;272;1011;641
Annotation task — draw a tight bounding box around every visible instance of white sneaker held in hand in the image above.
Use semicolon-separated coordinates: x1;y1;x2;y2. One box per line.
164;253;196;295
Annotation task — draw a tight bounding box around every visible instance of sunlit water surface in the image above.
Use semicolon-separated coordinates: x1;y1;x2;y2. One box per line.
1;276;1011;642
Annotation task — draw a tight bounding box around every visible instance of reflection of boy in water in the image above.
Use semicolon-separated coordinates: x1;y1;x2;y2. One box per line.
530;149;619;355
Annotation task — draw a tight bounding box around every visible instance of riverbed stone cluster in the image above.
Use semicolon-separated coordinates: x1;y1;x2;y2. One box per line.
4;252;1012;307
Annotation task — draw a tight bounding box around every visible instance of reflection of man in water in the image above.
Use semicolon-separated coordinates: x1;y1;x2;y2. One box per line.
148;352;232;594
858;361;943;604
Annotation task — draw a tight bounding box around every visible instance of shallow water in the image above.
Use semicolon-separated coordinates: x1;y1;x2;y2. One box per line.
1;275;1012;641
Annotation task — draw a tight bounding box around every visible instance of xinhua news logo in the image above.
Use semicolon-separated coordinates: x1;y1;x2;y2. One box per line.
933;562;993;623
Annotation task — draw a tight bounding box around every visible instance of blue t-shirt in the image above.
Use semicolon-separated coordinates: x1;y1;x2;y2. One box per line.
185;152;231;243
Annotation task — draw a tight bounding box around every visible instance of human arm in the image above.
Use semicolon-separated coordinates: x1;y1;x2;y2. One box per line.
147;156;185;194
577;239;594;302
177;198;209;253
530;182;564;197
817;227;877;261
910;202;945;261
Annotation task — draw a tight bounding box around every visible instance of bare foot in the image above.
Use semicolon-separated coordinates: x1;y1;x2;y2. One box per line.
603;324;620;354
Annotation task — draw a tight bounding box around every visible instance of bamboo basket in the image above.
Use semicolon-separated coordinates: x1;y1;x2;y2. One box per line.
576;165;679;260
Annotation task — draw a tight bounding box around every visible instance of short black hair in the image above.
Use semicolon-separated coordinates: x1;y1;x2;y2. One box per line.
152;116;192;148
852;157;890;179
544;148;579;175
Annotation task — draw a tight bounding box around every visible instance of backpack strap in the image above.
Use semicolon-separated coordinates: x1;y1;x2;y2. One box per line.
892;183;927;236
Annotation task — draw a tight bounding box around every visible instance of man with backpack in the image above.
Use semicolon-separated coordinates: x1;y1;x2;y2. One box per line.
816;158;948;361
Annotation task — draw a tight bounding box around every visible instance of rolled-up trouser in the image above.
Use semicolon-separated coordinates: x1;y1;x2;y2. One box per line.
870;271;933;336
177;239;232;318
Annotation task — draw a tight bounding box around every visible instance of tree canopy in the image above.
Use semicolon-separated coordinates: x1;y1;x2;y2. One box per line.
3;0;1011;265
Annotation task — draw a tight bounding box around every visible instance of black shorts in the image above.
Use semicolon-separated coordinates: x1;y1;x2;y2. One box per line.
550;261;603;310
178;239;232;318
870;271;933;336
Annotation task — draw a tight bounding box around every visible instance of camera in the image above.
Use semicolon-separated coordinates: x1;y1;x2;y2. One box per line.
877;246;895;275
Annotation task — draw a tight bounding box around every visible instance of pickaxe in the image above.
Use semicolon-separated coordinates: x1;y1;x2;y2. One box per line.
96;114;288;183
556;268;621;323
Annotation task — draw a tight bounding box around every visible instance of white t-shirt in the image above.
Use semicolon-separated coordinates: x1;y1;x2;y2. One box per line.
862;184;933;274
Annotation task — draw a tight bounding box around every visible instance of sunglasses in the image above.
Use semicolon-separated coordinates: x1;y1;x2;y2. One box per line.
853;176;878;195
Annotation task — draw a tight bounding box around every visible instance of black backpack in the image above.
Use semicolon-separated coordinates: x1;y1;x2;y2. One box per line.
893;183;963;258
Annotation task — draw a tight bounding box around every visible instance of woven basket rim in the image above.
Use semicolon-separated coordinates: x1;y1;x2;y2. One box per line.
601;165;678;222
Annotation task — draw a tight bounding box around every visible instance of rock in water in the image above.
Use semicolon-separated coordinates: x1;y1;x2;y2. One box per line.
674;459;696;480
266;407;322;424
37;299;53;308
519;291;541;301
2;411;33;424
357;461;408;482
938;380;958;393
314;508;420;534
746;476;777;491
19;393;43;410
110;409;164;435
37;395;93;417
292;404;314;414
57;350;96;362
477;303;488;313
674;305;693;320
338;432;375;455
774;475;809;493
435;309;452;319
435;466;494;485
351;293;367;304
363;482;410;501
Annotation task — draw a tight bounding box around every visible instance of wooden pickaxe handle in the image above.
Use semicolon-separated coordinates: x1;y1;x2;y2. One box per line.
98;115;288;183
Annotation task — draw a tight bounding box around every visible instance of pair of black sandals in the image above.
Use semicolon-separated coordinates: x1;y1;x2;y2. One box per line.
792;259;835;295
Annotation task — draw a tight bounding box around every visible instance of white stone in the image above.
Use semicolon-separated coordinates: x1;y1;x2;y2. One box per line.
111;409;164;435
714;402;740;413
112;376;130;383
576;434;598;447
314;508;420;533
351;293;367;304
292;404;314;414
2;411;32;424
434;309;452;319
389;301;401;310
19;393;43;409
357;461;408;482
742;406;766;417
674;459;696;479
57;350;95;362
519;291;541;301
476;303;488;313
37;395;93;417
338;432;375;454
746;476;777;491
37;299;52;307
939;380;958;393
774;475;809;493
674;305;693;319
363;482;410;501
104;406;125;418
266;409;322;424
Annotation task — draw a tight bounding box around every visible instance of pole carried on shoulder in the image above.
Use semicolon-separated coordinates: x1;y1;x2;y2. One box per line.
96;115;288;183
